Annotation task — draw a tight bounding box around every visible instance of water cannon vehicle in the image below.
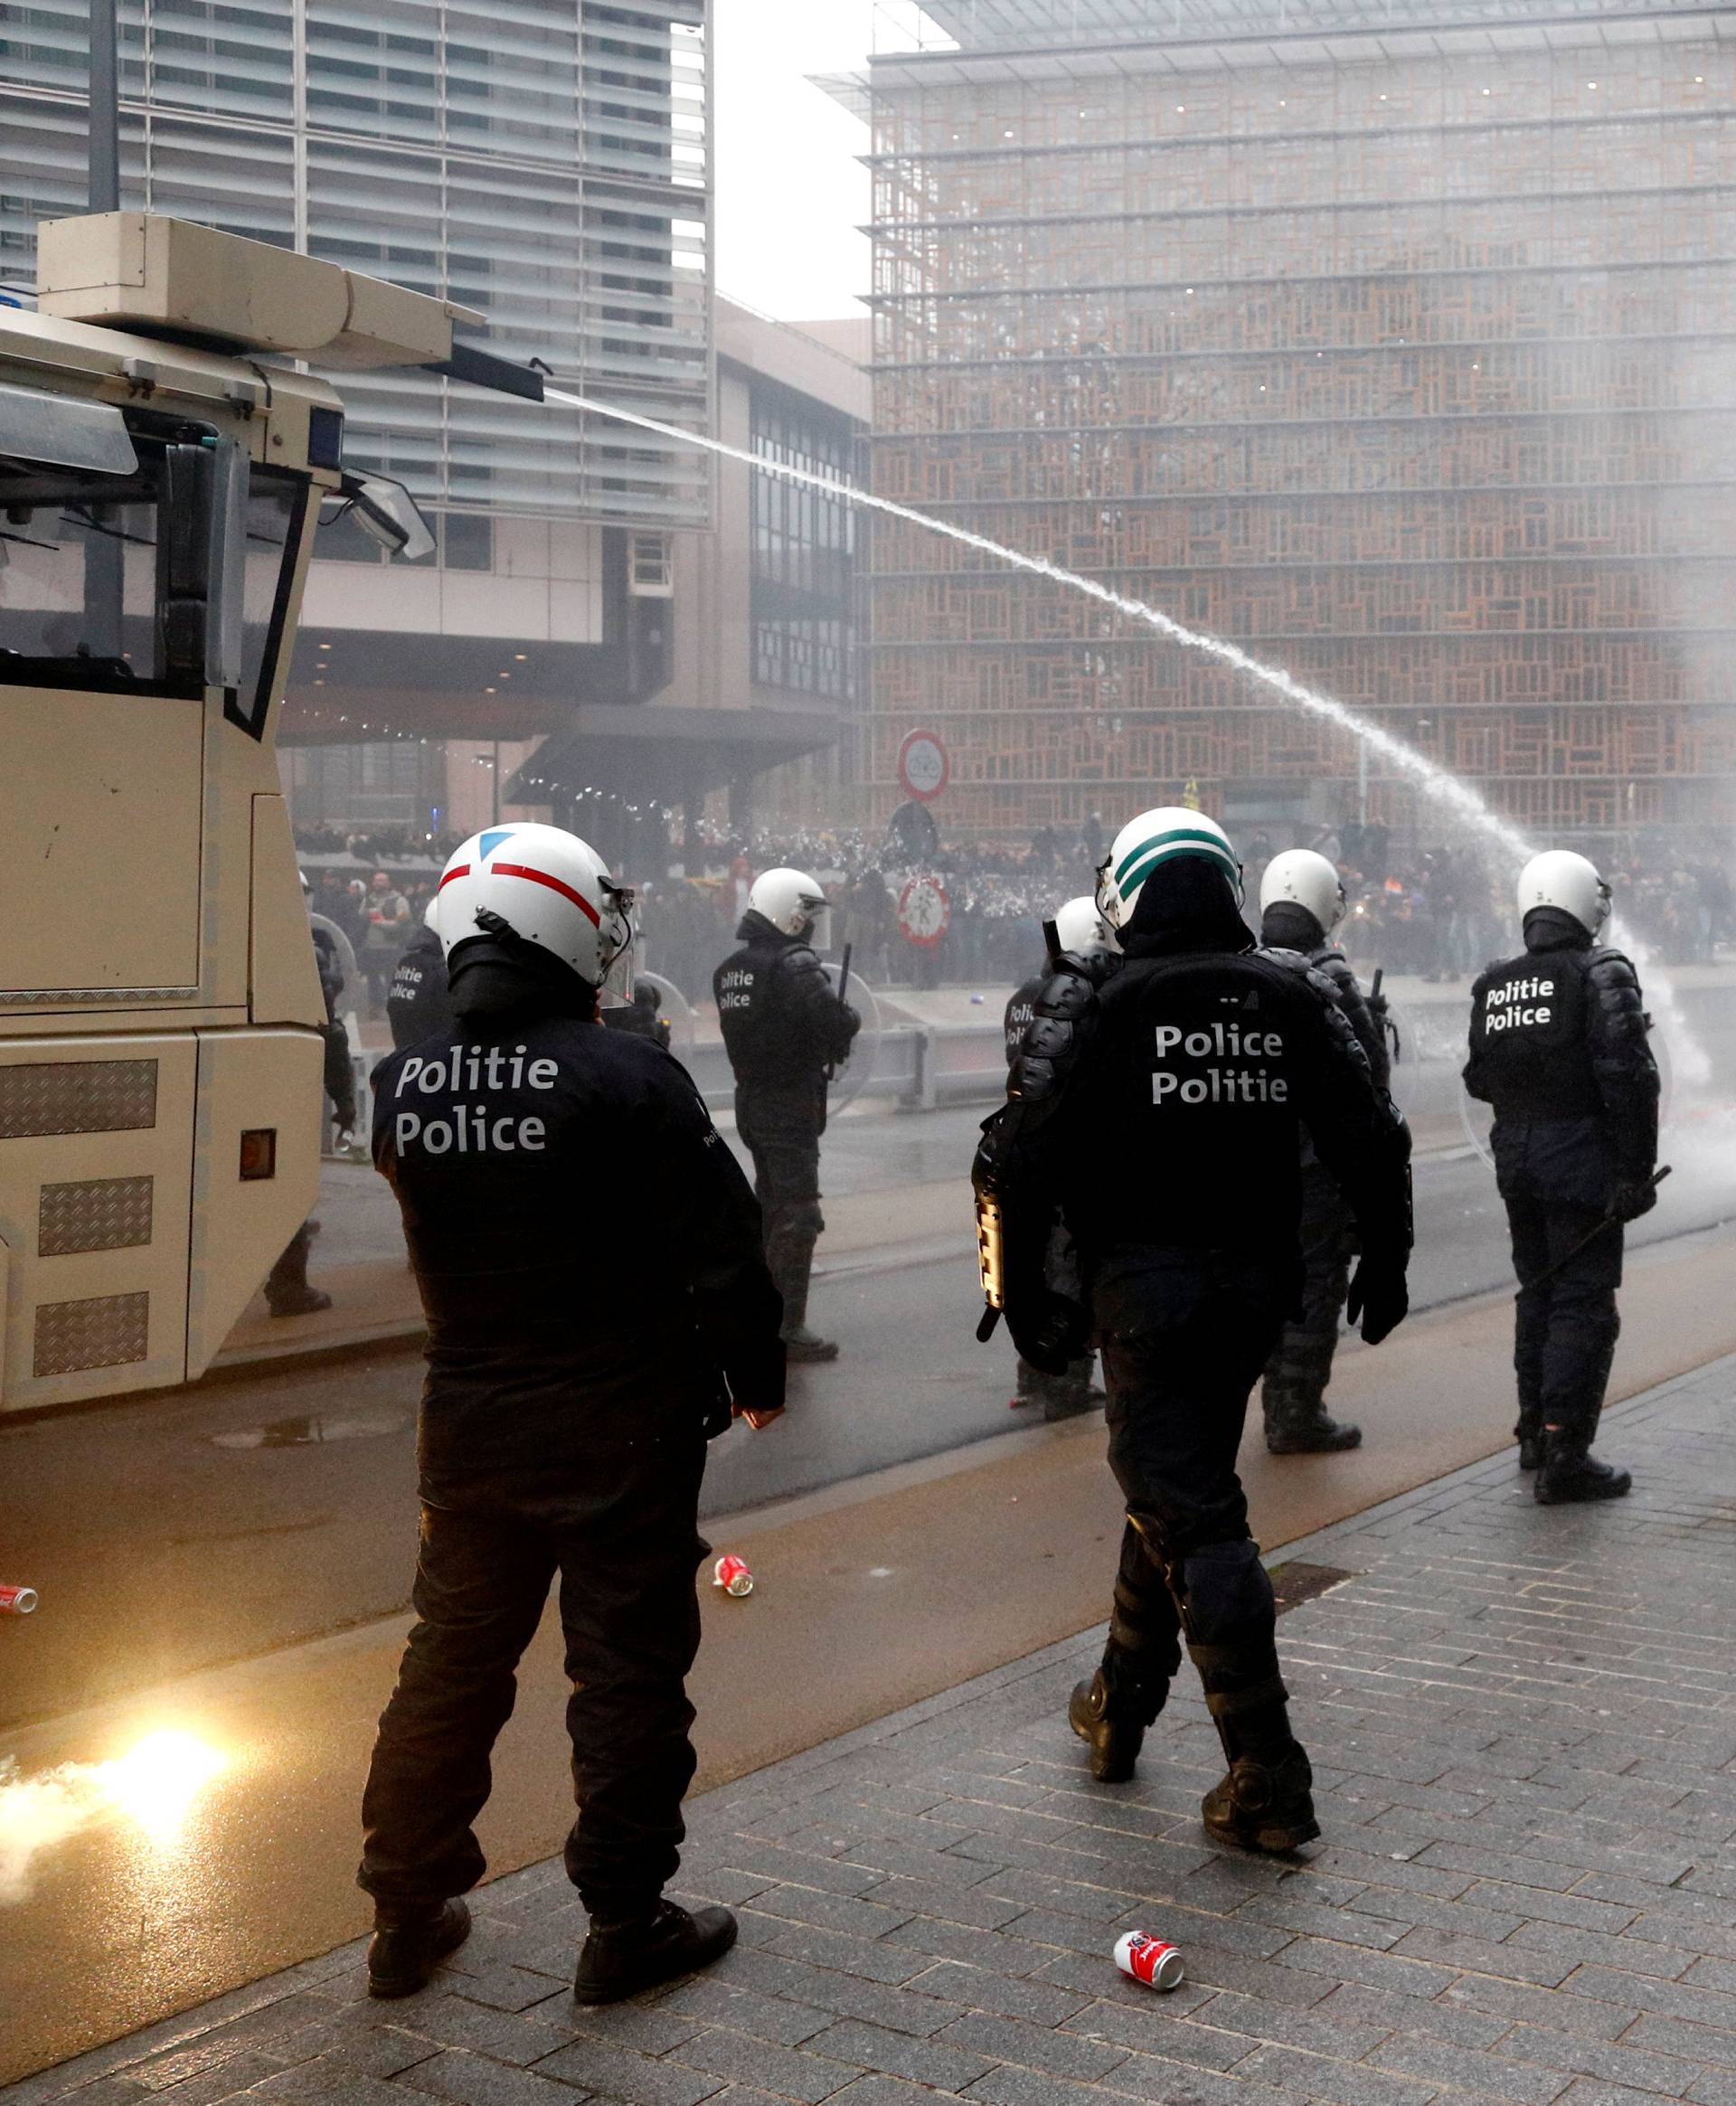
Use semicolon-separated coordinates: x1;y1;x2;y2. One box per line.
0;212;529;1410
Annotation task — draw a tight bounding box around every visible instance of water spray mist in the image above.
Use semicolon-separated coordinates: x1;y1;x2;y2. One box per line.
548;388;1707;1090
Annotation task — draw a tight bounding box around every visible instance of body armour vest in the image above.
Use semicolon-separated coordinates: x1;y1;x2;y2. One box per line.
1468;947;1601;1119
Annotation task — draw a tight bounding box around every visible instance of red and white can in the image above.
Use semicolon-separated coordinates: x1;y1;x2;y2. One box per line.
712;1554;753;1598
1114;1931;1184;1990
0;1584;39;1616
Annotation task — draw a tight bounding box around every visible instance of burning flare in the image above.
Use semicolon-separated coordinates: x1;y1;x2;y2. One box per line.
0;1728;229;1901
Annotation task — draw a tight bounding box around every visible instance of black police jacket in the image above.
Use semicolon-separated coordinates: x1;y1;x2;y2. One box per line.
373;1013;785;1477
1005;930;1411;1266
1464;914;1658;1189
1304;949;1390;1093
387;924;456;1051
1258;948;1400;1192
1259;906;1390;1093
714;911;859;1094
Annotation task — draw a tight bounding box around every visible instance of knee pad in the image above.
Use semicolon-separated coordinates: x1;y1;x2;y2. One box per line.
1181;1539;1275;1645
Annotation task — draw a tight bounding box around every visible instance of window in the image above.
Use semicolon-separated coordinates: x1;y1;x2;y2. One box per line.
750;388;856;703
0;397;307;726
441;514;494;571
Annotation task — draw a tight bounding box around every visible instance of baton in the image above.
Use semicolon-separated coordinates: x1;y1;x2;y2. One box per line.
825;942;853;1082
1528;1165;1672;1290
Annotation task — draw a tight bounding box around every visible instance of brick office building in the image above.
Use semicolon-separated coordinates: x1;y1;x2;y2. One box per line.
830;0;1736;849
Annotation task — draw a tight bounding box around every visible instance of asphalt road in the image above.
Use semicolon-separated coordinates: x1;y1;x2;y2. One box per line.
3;1099;1731;1733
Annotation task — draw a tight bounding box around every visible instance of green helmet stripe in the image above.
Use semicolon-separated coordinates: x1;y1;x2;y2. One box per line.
1114;826;1233;888
1115;831;1239;900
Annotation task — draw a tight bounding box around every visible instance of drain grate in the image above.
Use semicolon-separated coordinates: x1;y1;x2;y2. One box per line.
1269;1561;1357;1615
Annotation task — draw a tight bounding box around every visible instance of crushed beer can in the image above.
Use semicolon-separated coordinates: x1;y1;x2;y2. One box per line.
712;1554;753;1598
0;1583;39;1616
1114;1931;1184;1990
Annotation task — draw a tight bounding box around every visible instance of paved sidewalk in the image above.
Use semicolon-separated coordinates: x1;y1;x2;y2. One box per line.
13;1356;1736;2106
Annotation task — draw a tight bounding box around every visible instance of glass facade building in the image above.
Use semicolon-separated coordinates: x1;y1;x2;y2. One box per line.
0;0;712;526
750;390;857;704
848;0;1736;843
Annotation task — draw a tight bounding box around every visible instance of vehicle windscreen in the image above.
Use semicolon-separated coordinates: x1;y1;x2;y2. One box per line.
0;431;307;711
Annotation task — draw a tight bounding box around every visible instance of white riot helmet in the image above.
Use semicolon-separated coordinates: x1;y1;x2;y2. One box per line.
1052;894;1118;962
1096;807;1242;932
1260;848;1346;937
1517;849;1610;938
750;865;828;941
423;894;440;933
436;822;632;987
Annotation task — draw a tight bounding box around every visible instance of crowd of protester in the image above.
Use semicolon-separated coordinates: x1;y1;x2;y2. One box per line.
295;812;1736;1017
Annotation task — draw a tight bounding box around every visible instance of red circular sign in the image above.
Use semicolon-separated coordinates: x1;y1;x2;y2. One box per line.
897;728;949;803
897;874;952;949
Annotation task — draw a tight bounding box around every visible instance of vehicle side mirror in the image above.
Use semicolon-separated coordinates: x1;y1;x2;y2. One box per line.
338;471;436;563
156;436;248;689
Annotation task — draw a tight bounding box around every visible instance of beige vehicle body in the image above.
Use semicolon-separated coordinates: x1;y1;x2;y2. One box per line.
0;212;471;1411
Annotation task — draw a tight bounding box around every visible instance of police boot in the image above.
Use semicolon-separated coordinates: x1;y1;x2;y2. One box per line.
1177;1543;1317;1855
776;1241;838;1364
1514;1380;1545;1471
1261;1371;1361;1456
265;1223;333;1318
573;1900;737;2005
1069;1657;1169;1782
1071;1535;1182;1782
1196;1655;1319;1856
1070;1671;1144;1782
367;1897;470;1998
1535;1430;1631;1505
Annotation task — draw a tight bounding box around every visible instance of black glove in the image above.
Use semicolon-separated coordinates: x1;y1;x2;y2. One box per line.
1612;1176;1657;1223
1345;1253;1409;1346
1006;1289;1089;1378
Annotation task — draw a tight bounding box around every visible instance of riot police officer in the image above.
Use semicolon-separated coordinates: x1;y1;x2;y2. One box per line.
360;824;786;2004
1002;896;1117;1420
1465;850;1658;1503
1256;848;1399;1454
387;898;455;1050
715;868;859;1363
602;979;674;1051
976;809;1410;1853
266;877;359;1317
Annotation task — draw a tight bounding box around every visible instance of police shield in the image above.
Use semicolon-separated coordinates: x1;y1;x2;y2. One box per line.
822;960;881;1114
634;968;697;1054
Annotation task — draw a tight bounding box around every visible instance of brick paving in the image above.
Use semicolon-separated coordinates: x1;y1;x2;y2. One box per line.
12;1356;1736;2106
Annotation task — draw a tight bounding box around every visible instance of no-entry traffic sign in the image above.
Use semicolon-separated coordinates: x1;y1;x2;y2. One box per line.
897;728;949;802
897;874;952;949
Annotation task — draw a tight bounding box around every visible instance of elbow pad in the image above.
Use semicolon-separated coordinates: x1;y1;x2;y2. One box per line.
1007;959;1100;1109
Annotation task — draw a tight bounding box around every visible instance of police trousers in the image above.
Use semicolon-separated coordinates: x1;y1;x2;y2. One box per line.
735;1082;824;1272
1495;1115;1623;1446
1090;1247;1289;1713
1507;1197;1623;1445
1260;1167;1355;1412
358;1434;708;1925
